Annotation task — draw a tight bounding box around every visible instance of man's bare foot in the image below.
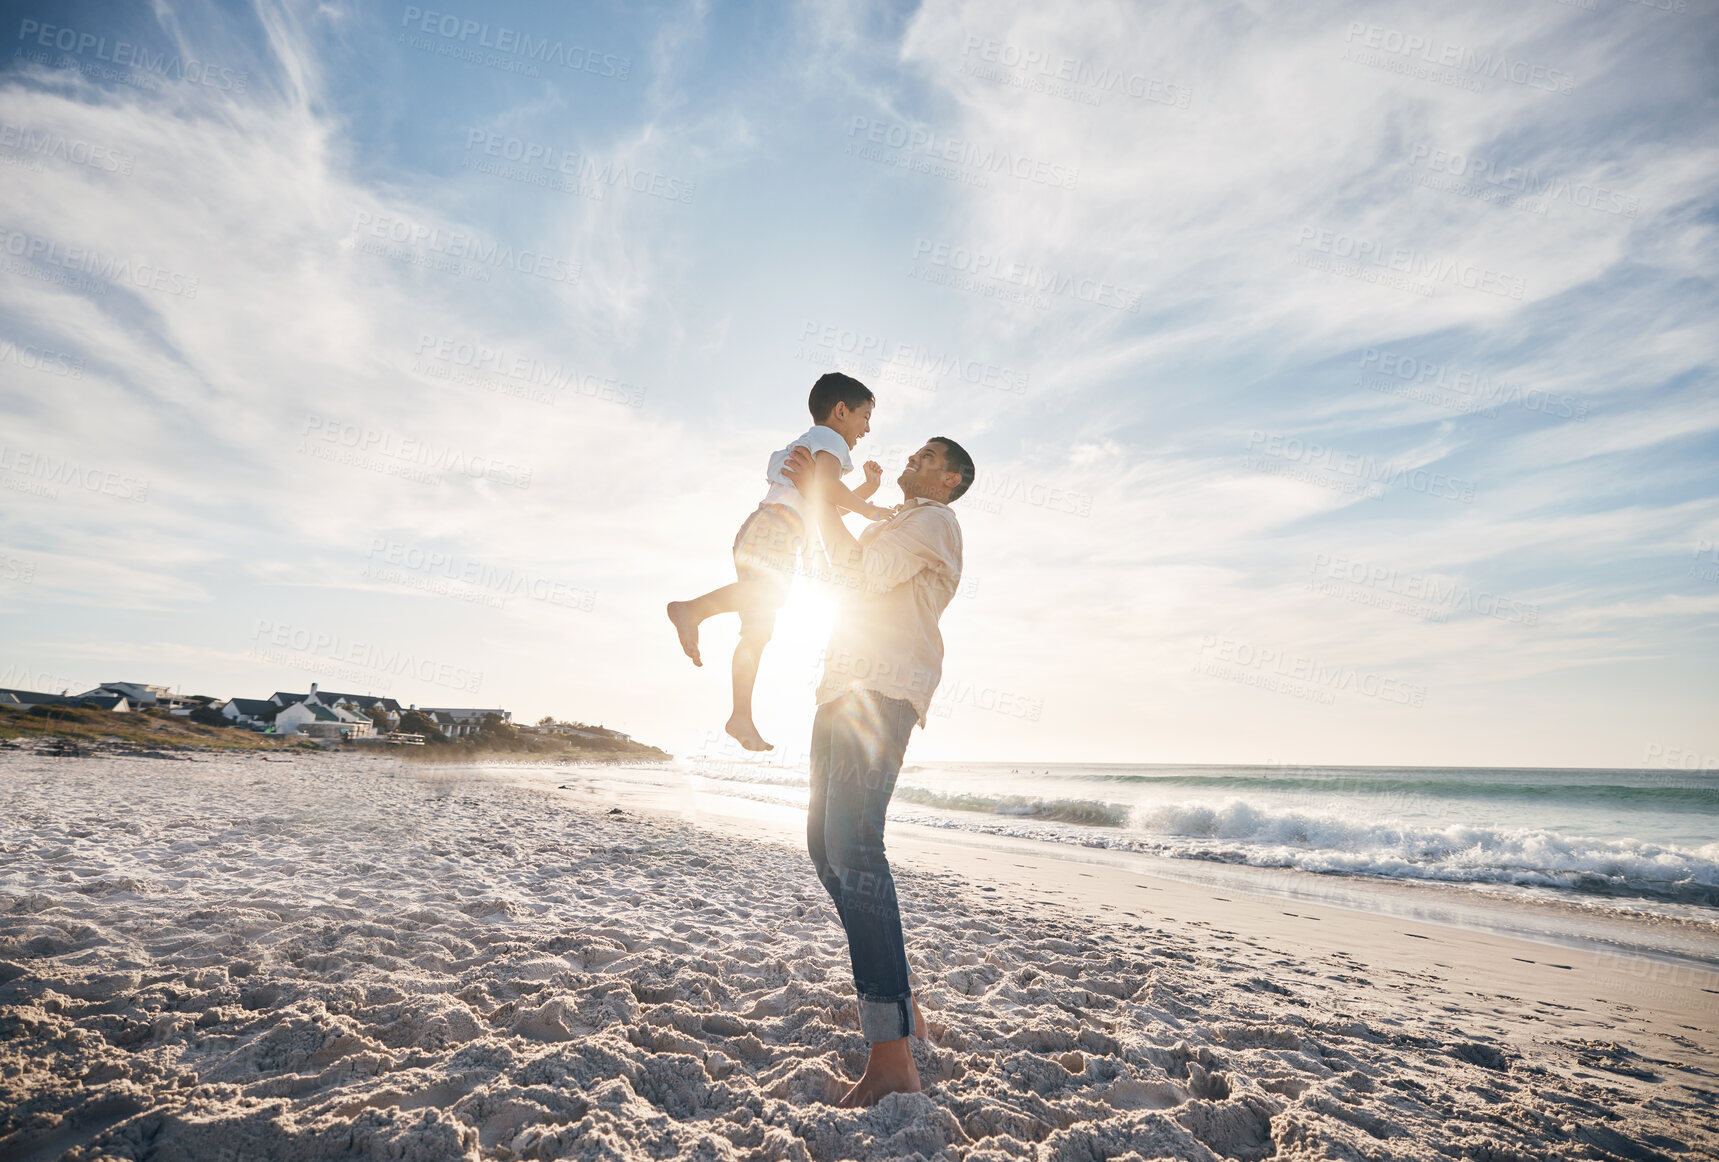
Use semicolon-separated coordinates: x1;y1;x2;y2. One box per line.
836;1037;920;1108
725;714;772;752
666;602;701;666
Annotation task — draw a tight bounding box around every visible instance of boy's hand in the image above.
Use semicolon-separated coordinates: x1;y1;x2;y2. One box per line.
863;460;883;488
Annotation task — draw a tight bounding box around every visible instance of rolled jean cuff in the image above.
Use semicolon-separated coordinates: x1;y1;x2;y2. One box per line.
858;993;912;1043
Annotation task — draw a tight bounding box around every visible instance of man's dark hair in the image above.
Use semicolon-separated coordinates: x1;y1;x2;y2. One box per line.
808;372;874;423
930;436;975;502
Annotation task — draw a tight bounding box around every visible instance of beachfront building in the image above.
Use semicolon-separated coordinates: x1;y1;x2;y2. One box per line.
268;689;401;728
73;681;208;711
220;698;276;729
416;706;512;738
0;687;132;712
273;701;373;739
338;694;403;728
75;681;170;707
271;684;374;739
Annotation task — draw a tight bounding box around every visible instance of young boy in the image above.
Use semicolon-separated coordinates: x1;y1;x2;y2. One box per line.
669;373;891;752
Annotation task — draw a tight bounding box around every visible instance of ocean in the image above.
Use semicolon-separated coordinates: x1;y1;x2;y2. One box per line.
672;759;1719;918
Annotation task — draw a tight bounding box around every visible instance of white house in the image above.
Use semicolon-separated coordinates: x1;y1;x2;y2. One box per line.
220;698;276;728
273;684;373;739
76;681;172;707
270;690;400;729
416;706;512;738
428;710;466;738
330;695;399;729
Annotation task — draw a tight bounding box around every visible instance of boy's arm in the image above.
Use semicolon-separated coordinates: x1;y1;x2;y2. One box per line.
852;460;882;501
813;450;889;520
785;448;947;595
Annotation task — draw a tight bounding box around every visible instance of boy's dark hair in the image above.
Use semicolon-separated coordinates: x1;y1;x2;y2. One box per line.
930;436;975;502
808;372;874;423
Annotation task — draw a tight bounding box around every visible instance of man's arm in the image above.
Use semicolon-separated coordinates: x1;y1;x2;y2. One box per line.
784;447;947;594
787;446;864;569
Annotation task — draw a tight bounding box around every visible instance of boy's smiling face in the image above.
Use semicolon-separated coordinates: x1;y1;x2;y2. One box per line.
825;399;874;448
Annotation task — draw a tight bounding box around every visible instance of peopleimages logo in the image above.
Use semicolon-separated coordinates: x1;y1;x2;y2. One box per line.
0;443;149;501
399;7;629;79
846;116;1079;191
1642;743;1716;771
348;211;579;284
0;553;35;584
15;19;249;91
252;619;483;694
414;333;645;407
959;34;1191;109
1341;22;1576;94
0;337;84;379
1407;144;1637;218
911;238;1143;313
366;539;596;612
301;415;532;489
1308;553;1541;626
0;121;134;174
1196;633;1427;708
0;229;200;298
1246;431;1477;504
1295;226;1525;300
967;471;1093;518
797;322;1028;395
1357;348;1588;421
463;130;694;204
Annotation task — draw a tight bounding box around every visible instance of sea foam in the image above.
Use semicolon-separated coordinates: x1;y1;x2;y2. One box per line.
684;763;1719;907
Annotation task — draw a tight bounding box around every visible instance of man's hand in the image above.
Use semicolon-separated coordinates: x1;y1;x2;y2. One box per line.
864;460;883;489
781;445;818;496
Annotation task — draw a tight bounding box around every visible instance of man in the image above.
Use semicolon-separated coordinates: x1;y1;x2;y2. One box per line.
781;434;974;1107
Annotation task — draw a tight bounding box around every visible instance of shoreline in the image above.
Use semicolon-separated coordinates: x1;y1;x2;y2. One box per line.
523;761;1719;969
4;752;1715;1161
543;765;1719;1039
666;756;1719;917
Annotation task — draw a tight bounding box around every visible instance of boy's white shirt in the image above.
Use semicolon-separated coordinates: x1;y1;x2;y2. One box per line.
760;424;853;523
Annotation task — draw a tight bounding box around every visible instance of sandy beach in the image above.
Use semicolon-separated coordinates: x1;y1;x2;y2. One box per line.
3;748;1715;1162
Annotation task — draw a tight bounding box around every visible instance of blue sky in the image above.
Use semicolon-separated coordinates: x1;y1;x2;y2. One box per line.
0;0;1714;768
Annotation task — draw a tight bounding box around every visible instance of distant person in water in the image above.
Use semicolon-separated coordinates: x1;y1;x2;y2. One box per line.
667;373;890;752
781;433;973;1107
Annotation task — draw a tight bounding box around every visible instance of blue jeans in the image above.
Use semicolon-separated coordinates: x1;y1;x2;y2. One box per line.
806;689;918;1043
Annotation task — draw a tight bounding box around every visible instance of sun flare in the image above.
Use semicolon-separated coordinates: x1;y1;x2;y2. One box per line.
750;580;838;748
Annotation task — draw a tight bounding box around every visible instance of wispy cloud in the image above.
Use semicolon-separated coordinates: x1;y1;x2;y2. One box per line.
0;0;1713;765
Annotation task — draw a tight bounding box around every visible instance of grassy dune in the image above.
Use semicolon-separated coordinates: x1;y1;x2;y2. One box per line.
0;705;304;751
394;729;672;764
0;704;670;763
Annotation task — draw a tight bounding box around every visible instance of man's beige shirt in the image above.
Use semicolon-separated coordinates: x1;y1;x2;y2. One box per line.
814;497;963;727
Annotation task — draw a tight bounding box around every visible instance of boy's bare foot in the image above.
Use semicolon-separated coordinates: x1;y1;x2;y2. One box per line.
836;1037;921;1108
725;715;772;752
666;602;701;666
